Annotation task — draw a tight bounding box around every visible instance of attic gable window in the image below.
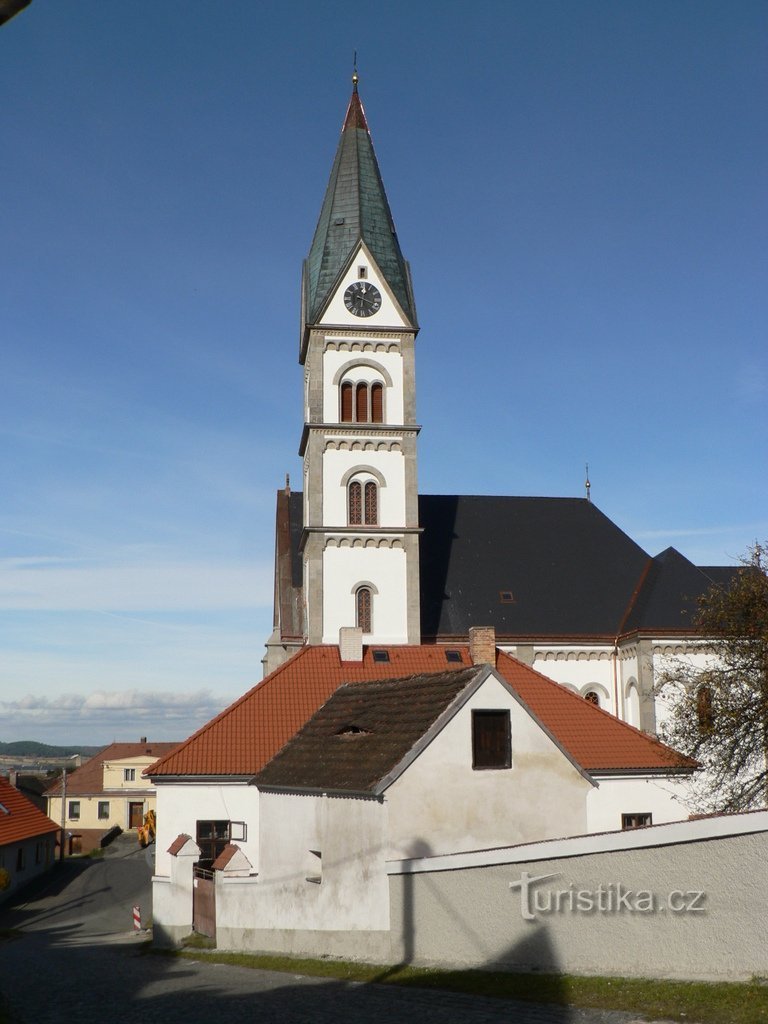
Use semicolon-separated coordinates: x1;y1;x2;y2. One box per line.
336;724;371;738
472;710;511;770
499;590;515;604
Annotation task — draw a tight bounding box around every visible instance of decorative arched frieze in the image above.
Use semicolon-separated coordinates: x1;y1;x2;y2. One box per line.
536;649;611;663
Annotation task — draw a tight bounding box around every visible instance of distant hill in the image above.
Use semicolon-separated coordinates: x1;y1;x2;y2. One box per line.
0;741;103;758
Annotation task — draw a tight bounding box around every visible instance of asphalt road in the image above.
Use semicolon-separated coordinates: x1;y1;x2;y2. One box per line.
0;837;648;1024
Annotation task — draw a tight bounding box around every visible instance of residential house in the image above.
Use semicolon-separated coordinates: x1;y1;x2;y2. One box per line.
0;776;58;902
149;632;695;947
47;739;178;855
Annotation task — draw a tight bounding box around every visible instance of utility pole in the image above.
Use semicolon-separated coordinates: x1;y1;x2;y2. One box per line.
59;769;67;861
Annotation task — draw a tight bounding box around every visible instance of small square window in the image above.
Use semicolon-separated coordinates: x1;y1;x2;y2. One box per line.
472;710;511;770
68;801;80;821
98;801;110;820
372;649;390;662
358;266;367;279
445;649;463;663
124;768;136;782
499;590;515;604
622;813;652;830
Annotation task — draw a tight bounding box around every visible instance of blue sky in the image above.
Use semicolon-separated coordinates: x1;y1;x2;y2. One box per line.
1;1;766;746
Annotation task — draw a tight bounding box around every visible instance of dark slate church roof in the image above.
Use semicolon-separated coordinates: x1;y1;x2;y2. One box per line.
302;84;416;328
275;490;737;643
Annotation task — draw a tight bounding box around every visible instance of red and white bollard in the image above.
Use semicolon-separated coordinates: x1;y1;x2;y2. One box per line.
132;905;141;931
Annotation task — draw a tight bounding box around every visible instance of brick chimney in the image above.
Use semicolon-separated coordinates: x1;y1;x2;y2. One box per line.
469;626;496;666
339;626;363;662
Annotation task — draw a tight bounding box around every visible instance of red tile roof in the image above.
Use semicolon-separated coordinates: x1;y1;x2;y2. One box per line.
147;645;694;778
495;651;696;772
46;741;180;796
0;777;59;846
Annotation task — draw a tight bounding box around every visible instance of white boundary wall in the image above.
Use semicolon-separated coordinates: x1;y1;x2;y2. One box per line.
387;811;768;981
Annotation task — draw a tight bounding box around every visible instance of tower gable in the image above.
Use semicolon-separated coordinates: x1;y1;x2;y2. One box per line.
316;242;410;331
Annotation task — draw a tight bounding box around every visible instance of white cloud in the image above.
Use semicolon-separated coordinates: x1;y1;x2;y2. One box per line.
0;689;231;745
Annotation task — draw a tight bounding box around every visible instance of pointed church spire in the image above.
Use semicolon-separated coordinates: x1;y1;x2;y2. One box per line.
303;76;416;332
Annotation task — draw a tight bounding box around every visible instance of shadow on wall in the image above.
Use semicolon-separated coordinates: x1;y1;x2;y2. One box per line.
382;837;570;1015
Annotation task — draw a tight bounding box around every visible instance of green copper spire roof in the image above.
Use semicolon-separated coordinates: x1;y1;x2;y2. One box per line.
304;81;416;326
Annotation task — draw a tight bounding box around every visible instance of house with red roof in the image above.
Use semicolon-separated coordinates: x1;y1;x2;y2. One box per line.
149;630;695;947
0;776;58;902
46;739;179;855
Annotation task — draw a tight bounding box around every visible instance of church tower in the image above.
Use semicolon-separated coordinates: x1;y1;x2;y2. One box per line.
296;75;421;650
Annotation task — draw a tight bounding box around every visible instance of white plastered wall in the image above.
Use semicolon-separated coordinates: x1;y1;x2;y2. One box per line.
321;543;408;643
322;447;405;526
586;775;692;833
152;781;258;879
225;791;390;934
388;675;592;857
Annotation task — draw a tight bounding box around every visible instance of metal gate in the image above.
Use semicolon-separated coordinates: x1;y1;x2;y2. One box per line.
193;865;216;939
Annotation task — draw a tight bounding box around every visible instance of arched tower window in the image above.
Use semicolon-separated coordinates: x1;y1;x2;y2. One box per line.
347;478;378;525
340;381;353;422
584;691;600;707
348;481;362;525
697;685;714;733
356;587;372;634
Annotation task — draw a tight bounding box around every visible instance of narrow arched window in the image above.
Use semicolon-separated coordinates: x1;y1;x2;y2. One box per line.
340;381;353;422
364;481;378;525
371;382;383;423
356;587;372;633
697;685;714;733
348;481;362;525
355;382;369;423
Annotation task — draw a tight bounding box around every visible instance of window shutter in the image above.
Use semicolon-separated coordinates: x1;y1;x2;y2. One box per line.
371;382;383;422
355;382;369;422
340;382;353;422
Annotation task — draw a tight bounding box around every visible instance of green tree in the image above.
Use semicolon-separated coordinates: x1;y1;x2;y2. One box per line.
657;542;768;813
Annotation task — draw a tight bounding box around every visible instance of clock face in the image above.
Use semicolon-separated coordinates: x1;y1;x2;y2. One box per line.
343;281;382;317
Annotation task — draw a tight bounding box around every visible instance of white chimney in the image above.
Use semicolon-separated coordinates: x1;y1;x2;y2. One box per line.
339;626;364;662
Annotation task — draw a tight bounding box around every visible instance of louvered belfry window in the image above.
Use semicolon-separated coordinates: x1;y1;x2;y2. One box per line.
472;710;511;769
348;481;362;524
356;587;372;633
371;382;383;422
364;481;378;524
340;381;353;422
355;382;368;422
